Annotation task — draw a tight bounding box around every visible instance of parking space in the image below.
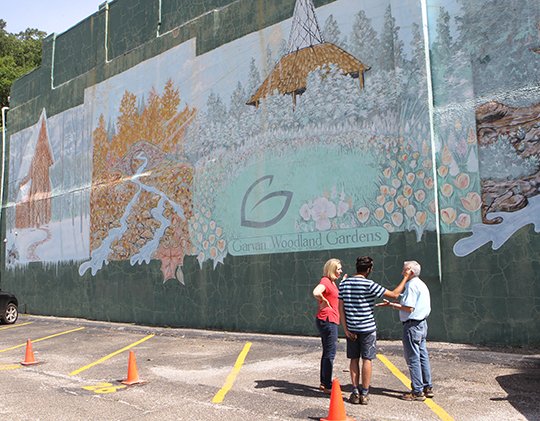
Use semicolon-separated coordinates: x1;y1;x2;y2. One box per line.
0;315;538;420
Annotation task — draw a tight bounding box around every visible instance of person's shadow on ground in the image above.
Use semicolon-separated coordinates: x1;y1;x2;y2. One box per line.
254;379;323;398
254;379;404;400
367;385;406;399
255;380;408;421
492;360;540;421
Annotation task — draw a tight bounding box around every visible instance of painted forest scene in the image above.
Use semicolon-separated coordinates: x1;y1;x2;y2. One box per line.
80;81;197;282
5;0;539;278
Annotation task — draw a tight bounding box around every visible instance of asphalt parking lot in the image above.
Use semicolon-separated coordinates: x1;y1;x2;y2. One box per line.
0;315;539;421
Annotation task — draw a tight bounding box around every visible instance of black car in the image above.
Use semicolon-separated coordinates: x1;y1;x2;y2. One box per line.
0;290;18;324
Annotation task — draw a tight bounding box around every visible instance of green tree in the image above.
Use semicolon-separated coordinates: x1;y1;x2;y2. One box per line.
0;19;46;110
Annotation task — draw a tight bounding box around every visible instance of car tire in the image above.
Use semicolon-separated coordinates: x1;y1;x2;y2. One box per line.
2;302;18;324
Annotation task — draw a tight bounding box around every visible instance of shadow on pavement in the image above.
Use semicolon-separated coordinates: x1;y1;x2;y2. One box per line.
493;357;540;421
368;385;407;399
254;379;404;400
254;380;323;398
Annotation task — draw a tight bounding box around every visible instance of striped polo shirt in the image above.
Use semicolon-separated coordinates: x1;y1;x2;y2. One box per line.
338;275;386;334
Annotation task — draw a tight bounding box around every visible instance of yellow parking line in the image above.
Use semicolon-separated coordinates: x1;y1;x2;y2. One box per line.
69;334;154;376
377;354;454;421
0;327;85;352
212;342;252;403
0;321;33;330
0;363;21;371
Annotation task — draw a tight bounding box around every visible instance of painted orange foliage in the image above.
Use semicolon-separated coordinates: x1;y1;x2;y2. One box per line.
90;79;197;281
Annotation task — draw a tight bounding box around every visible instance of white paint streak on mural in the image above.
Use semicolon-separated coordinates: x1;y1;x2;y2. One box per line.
454;196;540;257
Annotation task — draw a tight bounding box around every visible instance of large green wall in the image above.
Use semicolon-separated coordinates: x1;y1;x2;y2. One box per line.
2;0;539;346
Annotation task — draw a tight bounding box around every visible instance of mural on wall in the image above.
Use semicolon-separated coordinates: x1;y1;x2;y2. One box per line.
78;81;197;283
6;106;91;265
15;110;53;230
453;101;540;256
5;0;538;281
425;0;540;256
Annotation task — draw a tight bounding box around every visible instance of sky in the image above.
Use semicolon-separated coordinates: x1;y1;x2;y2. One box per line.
2;0;104;35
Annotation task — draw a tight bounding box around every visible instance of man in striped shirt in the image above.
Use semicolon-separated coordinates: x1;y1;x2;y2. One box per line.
338;256;412;405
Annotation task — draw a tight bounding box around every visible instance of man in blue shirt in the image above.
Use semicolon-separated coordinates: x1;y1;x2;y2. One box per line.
338;256;411;405
377;260;433;401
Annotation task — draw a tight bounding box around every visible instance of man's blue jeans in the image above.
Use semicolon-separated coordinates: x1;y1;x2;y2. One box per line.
316;318;338;389
402;319;432;394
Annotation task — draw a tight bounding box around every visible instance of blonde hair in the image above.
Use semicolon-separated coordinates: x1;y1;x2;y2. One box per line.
404;260;421;276
323;258;341;281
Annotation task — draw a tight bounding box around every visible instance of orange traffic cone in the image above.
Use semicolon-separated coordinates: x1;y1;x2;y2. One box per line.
321;379;355;421
121;350;145;385
20;339;40;366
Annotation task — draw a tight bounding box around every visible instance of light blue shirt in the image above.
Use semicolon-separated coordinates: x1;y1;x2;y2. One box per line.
399;276;431;322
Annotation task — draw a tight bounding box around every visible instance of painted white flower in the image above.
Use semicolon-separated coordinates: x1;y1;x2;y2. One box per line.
460;192;482;212
405;204;416;218
337;200;349;217
438;165;448;177
197;252;205;267
383;222;395;233
299;203;312;221
441;183;454;198
454;173;470;190
356;207;370;223
414;189;426;202
217;239;226;252
441;207;457;225
311;197;337;231
415;211;427;226
396;195;409;208
456;213;471;229
403;185;413;198
392;212;404;227
374;207;385;221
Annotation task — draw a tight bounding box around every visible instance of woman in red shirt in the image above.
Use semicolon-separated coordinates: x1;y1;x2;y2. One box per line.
312;258;343;394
